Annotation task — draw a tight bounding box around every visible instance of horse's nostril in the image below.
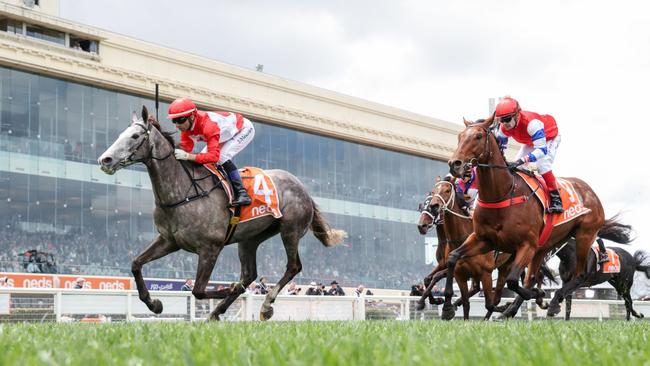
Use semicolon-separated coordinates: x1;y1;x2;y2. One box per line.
102;157;113;165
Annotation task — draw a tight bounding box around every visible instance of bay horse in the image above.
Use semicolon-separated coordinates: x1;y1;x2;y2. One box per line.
547;238;649;320
441;115;621;320
416;177;510;319
416;177;557;319
98;106;346;320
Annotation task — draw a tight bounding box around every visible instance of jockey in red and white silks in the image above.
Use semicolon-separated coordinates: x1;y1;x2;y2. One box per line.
168;97;254;207
494;96;563;213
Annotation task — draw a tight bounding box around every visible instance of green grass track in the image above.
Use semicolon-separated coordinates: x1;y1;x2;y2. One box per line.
0;320;649;366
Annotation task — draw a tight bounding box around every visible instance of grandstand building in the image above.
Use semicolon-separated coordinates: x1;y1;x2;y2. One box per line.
0;0;462;289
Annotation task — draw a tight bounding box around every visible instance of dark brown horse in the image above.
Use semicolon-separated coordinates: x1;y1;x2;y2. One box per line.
441;115;609;320
416;177;512;319
548;238;648;320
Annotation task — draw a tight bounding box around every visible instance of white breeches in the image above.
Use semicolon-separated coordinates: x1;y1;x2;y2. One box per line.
201;118;255;164
515;135;561;174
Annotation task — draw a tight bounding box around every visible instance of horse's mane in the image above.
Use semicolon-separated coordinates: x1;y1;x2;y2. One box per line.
148;118;177;148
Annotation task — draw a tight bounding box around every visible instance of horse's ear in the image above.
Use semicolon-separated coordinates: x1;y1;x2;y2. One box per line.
141;105;149;124
131;111;139;125
478;113;495;129
463;117;473;127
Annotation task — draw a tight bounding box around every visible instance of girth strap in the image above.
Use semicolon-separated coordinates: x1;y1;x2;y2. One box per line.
477;195;528;208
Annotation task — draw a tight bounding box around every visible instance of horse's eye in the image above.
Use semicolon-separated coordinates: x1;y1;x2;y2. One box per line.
476;133;483;140
131;134;139;139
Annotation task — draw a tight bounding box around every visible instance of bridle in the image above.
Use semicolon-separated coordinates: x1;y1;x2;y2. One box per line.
124;122;173;165
462;124;518;204
121;121;222;209
419;180;472;230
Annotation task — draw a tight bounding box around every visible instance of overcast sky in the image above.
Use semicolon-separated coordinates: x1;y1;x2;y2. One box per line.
59;0;650;250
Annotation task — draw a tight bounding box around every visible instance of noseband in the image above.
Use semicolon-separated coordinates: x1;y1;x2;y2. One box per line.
419;180;472;229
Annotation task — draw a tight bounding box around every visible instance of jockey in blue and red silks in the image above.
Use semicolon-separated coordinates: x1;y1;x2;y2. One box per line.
168;97;254;207
494;96;564;213
455;168;478;216
495;96;609;263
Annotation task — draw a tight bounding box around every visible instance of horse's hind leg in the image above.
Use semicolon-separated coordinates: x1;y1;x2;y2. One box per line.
210;240;261;321
260;231;303;321
619;284;643;320
457;276;470;320
454;278;480;308
131;235;180;314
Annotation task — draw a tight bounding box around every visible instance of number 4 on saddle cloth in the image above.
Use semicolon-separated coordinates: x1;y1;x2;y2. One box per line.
204;165;283;223
516;172;592;247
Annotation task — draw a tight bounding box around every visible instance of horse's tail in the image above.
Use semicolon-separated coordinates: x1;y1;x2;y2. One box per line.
539;263;559;285
597;214;634;244
633;250;650;279
310;199;347;247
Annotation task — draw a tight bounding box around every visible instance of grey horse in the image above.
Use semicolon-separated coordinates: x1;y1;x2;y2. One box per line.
97;106;346;320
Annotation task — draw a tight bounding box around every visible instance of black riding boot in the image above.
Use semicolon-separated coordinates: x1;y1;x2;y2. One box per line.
222;160;252;207
597;239;610;264
547;189;564;214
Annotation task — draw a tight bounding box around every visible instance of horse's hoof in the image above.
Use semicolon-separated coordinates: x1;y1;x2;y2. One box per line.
150;299;163;314
209;313;221;321
441;305;455;321
260;307;274;321
547;303;560;317
416;301;425;311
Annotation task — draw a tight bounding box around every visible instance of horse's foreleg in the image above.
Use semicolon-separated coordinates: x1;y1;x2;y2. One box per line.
417;268;448;310
441;235;491;320
260;231;303;321
479;273;495;320
131;235;180;314
191;246;223;304
210;241;260;321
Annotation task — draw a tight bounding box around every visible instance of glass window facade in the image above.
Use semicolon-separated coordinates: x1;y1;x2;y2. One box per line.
0;66;449;289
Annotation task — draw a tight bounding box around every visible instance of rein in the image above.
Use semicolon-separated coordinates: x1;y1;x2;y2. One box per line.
130;122;223;209
468;125;536;209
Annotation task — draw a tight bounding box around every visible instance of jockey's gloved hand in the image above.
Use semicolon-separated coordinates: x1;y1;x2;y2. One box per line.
174;149;191;160
507;158;526;171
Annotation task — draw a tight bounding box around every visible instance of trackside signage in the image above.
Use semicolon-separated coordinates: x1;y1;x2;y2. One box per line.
0;273;132;290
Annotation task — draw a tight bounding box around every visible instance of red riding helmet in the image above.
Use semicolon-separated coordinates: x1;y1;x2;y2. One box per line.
495;97;520;118
168;98;197;119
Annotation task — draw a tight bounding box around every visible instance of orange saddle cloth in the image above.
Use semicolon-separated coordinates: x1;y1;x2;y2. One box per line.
517;172;592;246
517;172;592;227
239;167;283;223
592;246;621;273
204;165;283;223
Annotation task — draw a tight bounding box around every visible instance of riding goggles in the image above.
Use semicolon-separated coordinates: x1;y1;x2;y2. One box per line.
172;116;189;124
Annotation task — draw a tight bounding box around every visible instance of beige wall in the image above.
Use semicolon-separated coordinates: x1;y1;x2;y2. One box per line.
0;1;465;161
